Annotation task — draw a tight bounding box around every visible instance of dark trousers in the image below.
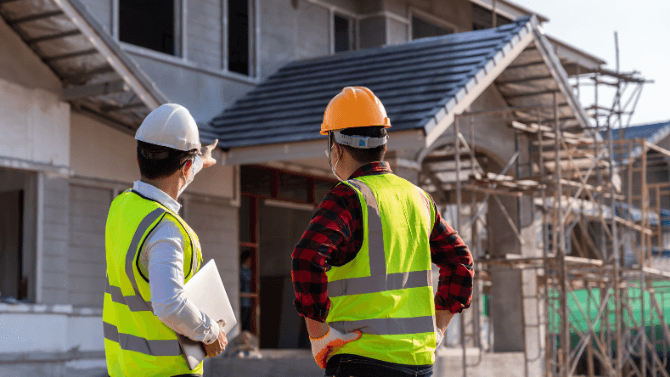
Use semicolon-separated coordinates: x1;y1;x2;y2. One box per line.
325;354;433;377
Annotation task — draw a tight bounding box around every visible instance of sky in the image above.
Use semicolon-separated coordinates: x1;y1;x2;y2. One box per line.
514;0;669;127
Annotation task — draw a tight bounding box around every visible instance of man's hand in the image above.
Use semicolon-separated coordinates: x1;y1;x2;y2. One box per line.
200;139;218;169
435;310;454;351
309;326;362;369
204;320;227;358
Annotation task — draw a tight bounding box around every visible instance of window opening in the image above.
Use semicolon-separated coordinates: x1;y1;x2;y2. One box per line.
334;14;352;53
472;3;513;31
119;0;179;56
0;190;24;300
228;0;250;75
411;15;453;40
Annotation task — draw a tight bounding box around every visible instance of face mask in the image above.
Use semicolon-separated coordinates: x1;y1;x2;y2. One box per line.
178;154;203;197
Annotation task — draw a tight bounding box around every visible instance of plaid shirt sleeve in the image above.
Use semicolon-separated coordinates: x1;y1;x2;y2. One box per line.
429;198;475;313
291;183;362;323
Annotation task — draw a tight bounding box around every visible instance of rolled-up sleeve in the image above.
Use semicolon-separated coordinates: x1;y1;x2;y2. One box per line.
429;199;475;313
144;221;220;344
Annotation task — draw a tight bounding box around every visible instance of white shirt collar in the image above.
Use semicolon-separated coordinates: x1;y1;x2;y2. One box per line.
133;181;181;214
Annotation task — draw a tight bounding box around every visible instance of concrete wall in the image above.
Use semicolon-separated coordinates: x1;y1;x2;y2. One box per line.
187;0;223;69
70;112;236;199
0;78;70;168
68;185;112;308
0;304;105;377
260;0;331;79
41;174;71;305
79;0;112;33
127;53;255;123
70;112;139;184
184;197;240;338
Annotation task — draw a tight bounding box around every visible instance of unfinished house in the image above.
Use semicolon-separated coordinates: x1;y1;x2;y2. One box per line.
1;0;667;376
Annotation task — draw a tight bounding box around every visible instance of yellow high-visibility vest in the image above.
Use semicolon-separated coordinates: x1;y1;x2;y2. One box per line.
326;173;438;365
103;190;203;376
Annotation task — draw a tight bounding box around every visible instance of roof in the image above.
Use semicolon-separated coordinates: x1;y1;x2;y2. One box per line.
604;120;670;143
212;16;544;150
0;0;168;132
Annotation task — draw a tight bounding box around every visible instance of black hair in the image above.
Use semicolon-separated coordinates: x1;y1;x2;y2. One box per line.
137;140;197;180
331;126;387;164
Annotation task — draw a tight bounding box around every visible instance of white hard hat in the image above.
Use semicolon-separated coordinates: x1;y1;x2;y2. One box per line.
135;104;201;151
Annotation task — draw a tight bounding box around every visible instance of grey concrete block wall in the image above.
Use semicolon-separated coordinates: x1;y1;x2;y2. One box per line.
68;185;112;308
41;174;71;305
78;0;112;33
185;198;240;334
187;0;222;69
295;2;330;60
388;18;409;46
129;54;255;123
259;0;330;79
359;16;387;49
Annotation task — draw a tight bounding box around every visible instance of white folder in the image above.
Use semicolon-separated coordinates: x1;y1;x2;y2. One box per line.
177;259;237;369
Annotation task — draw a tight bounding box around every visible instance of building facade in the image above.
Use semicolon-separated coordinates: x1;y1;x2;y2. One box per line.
0;1;612;376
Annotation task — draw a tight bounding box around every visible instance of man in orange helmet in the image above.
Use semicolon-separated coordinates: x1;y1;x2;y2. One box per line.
291;87;474;377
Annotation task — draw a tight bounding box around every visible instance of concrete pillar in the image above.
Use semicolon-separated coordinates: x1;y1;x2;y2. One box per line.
40;173;70;305
487;193;544;376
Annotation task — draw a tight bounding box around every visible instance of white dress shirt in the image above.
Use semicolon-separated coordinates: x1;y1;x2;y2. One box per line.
133;175;220;345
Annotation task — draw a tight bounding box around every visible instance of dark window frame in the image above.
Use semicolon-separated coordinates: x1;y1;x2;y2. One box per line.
118;0;182;57
333;13;355;53
227;0;253;76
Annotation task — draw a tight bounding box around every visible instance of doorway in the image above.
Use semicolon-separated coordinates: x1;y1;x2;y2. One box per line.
239;165;335;348
0;168;35;301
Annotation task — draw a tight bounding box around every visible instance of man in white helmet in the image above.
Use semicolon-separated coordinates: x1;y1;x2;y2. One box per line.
103;104;226;376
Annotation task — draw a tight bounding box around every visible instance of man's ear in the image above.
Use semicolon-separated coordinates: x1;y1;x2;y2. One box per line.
182;159;193;174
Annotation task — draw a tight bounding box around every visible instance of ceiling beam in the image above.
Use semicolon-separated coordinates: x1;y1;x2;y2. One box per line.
6;10;63;25
62;80;129;100
44;48;98;62
27;29;81;45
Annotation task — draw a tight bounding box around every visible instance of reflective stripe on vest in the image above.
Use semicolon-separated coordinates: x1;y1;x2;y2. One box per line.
328;178;434;337
103;321;181;357
105;280;153;312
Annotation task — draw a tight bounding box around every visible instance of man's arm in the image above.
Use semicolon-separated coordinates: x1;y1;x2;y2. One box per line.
291;184;362;323
429;198;475;316
144;221;221;344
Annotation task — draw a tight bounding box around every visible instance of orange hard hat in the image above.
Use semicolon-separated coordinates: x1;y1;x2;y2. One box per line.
320;87;391;135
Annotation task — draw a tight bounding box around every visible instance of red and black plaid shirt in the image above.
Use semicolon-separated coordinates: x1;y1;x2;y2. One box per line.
291;161;474;323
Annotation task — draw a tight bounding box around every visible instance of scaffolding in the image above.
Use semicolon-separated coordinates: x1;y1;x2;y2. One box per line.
421;67;670;376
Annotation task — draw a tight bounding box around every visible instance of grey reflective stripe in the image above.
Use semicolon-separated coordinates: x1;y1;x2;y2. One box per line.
415;186;433;225
329;270;431;297
345;179;385;276
329;179;431;297
330;316;436;336
125;208;165;312
103;321;182;357
105;280;153;312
